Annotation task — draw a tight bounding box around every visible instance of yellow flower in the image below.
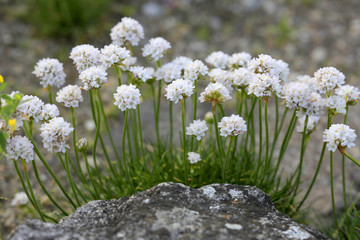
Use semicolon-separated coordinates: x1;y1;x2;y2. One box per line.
8;119;16;133
0;75;3;84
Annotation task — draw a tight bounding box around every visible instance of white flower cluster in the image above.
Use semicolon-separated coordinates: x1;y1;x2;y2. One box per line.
296;92;325;116
297;75;316;86
56;85;83;108
218;114;247;137
184;60;209;81
11;192;29;207
326;95;346;115
232;68;254;89
120;57;137;71
142;37;171;61
70;44;101;72
130;66;155;83
16;95;44;122
323;124;356;152
199;82;231;103
6;136;34;162
40;104;59;122
296;115;320;134
188;152;201;164
32;58;66;88
247;74;282;98
229;52;252;69
209;68;233;90
186;120;208;140
248;54;289;82
172;56;193;70
335;85;360;105
282;81;311;109
113;84;141;111
110;17;144;46
165;79;194;103
79;66;108;90
100;44;130;69
76;138;88;152
205;51;230;69
40;117;73;153
314;67;345;94
156;62;182;83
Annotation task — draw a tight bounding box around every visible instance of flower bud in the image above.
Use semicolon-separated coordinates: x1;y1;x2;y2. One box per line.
76;138;89;152
204;112;214;124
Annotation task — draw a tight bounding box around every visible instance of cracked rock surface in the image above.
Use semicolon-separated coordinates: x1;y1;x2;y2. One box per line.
7;182;328;240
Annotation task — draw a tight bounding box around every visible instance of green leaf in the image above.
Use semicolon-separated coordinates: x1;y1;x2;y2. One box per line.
0;82;7;92
0;132;6;152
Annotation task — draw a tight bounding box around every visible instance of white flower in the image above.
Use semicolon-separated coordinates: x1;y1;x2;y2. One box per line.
79;66;108;90
248;54;289;81
40;104;60;122
76;138;88;152
296;114;320;134
155;62;182;83
171;56;193;70
56;85;83;108
232;67;254;89
186;120;208;140
188;152;201;164
142;37;171;61
32;58;66;88
40;117;73;153
16;95;44;122
247;74;282;98
100;44;130;68
218;114;247;137
209;68;233;90
323;124;356;152
130;66;155;83
199;82;232;103
302;92;325;116
11;192;29;206
297;75;317;89
113;84;141;111
205;51;230;69
314;67;345;94
276;59;290;83
282;81;311;109
184;60;209;81
6;136;34;162
164;79;194;103
69;44;101;73
326;95;347;115
335;85;360;105
229;52;252;69
110;17;144;46
120;57;137;71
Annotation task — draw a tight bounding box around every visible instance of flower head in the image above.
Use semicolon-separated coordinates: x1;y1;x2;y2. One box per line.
6;136;34;162
79;66;108;90
32;58;66;88
247;74;282;98
209;68;233;90
40;117;73;153
142;37;171;61
184;60;208;81
335;85;360;105
56;85;83;108
120;57;137;71
16;95;44;122
171;56;193;70
11;192;29;206
100;44;130;68
204;112;214;124
205;51;230;69
130;66;155;83
186;119;208;140
326;95;347;116
40;104;60;122
296;114;320;134
282;81;311;109
113;84;141;111
110;17;144;46
218;114;247;137
188;152;201;164
155;62;182;83
199;82;232;103
232;68;254;89
248;54;289;81
302;92;325;116
70;44;101;73
323;124;356;152
314;67;345;94
164;79;194;103
76;138;88;152
229;52;252;69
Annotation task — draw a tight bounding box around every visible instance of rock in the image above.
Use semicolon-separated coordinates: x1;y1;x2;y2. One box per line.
7;182;329;240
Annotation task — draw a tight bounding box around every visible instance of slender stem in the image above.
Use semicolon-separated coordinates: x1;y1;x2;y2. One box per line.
260;99;269;183
82;152;100;198
130;110;140;161
122;110;134;192
269;107;288;162
48;86;53;104
92;99;103;186
342;105;349;208
22;122;77;209
63;151;81;206
330;151;339;228
217;104;225;118
137;105;145;161
343;151;360;168
156;80;162;150
151;84;161;153
191;80;198;151
223;137;233;182
169;101;173;156
181;99;188;183
32;160;68;216
254;99;263;184
114;65;122;85
212;101;224;178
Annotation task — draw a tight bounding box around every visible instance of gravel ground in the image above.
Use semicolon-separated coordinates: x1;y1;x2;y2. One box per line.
1;0;360;238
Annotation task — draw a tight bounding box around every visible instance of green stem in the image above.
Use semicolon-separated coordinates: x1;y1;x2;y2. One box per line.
342;105;349;209
212;101;224;179
223;137;233;182
92;99;103;186
122;110;134;192
156;80;162;151
130;110;140;161
343;152;360;168
151;84;161;154
330;151;339;228
114;64;122;85
137;105;146;162
82;152;100;198
181;99;188;184
48;86;53;104
269;107;288;162
261;99;269;183
169;101;173;156
63;151;81;206
254;99;263;184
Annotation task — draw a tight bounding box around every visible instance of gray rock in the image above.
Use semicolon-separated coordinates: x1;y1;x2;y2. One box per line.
7;182;329;240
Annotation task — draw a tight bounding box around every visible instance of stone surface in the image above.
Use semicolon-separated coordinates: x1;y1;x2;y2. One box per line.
7;182;329;240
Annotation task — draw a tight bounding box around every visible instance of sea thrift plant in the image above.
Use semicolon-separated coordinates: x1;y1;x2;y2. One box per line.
4;17;360;239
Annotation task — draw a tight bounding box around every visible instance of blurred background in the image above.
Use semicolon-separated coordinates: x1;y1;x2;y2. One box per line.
1;0;360;238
